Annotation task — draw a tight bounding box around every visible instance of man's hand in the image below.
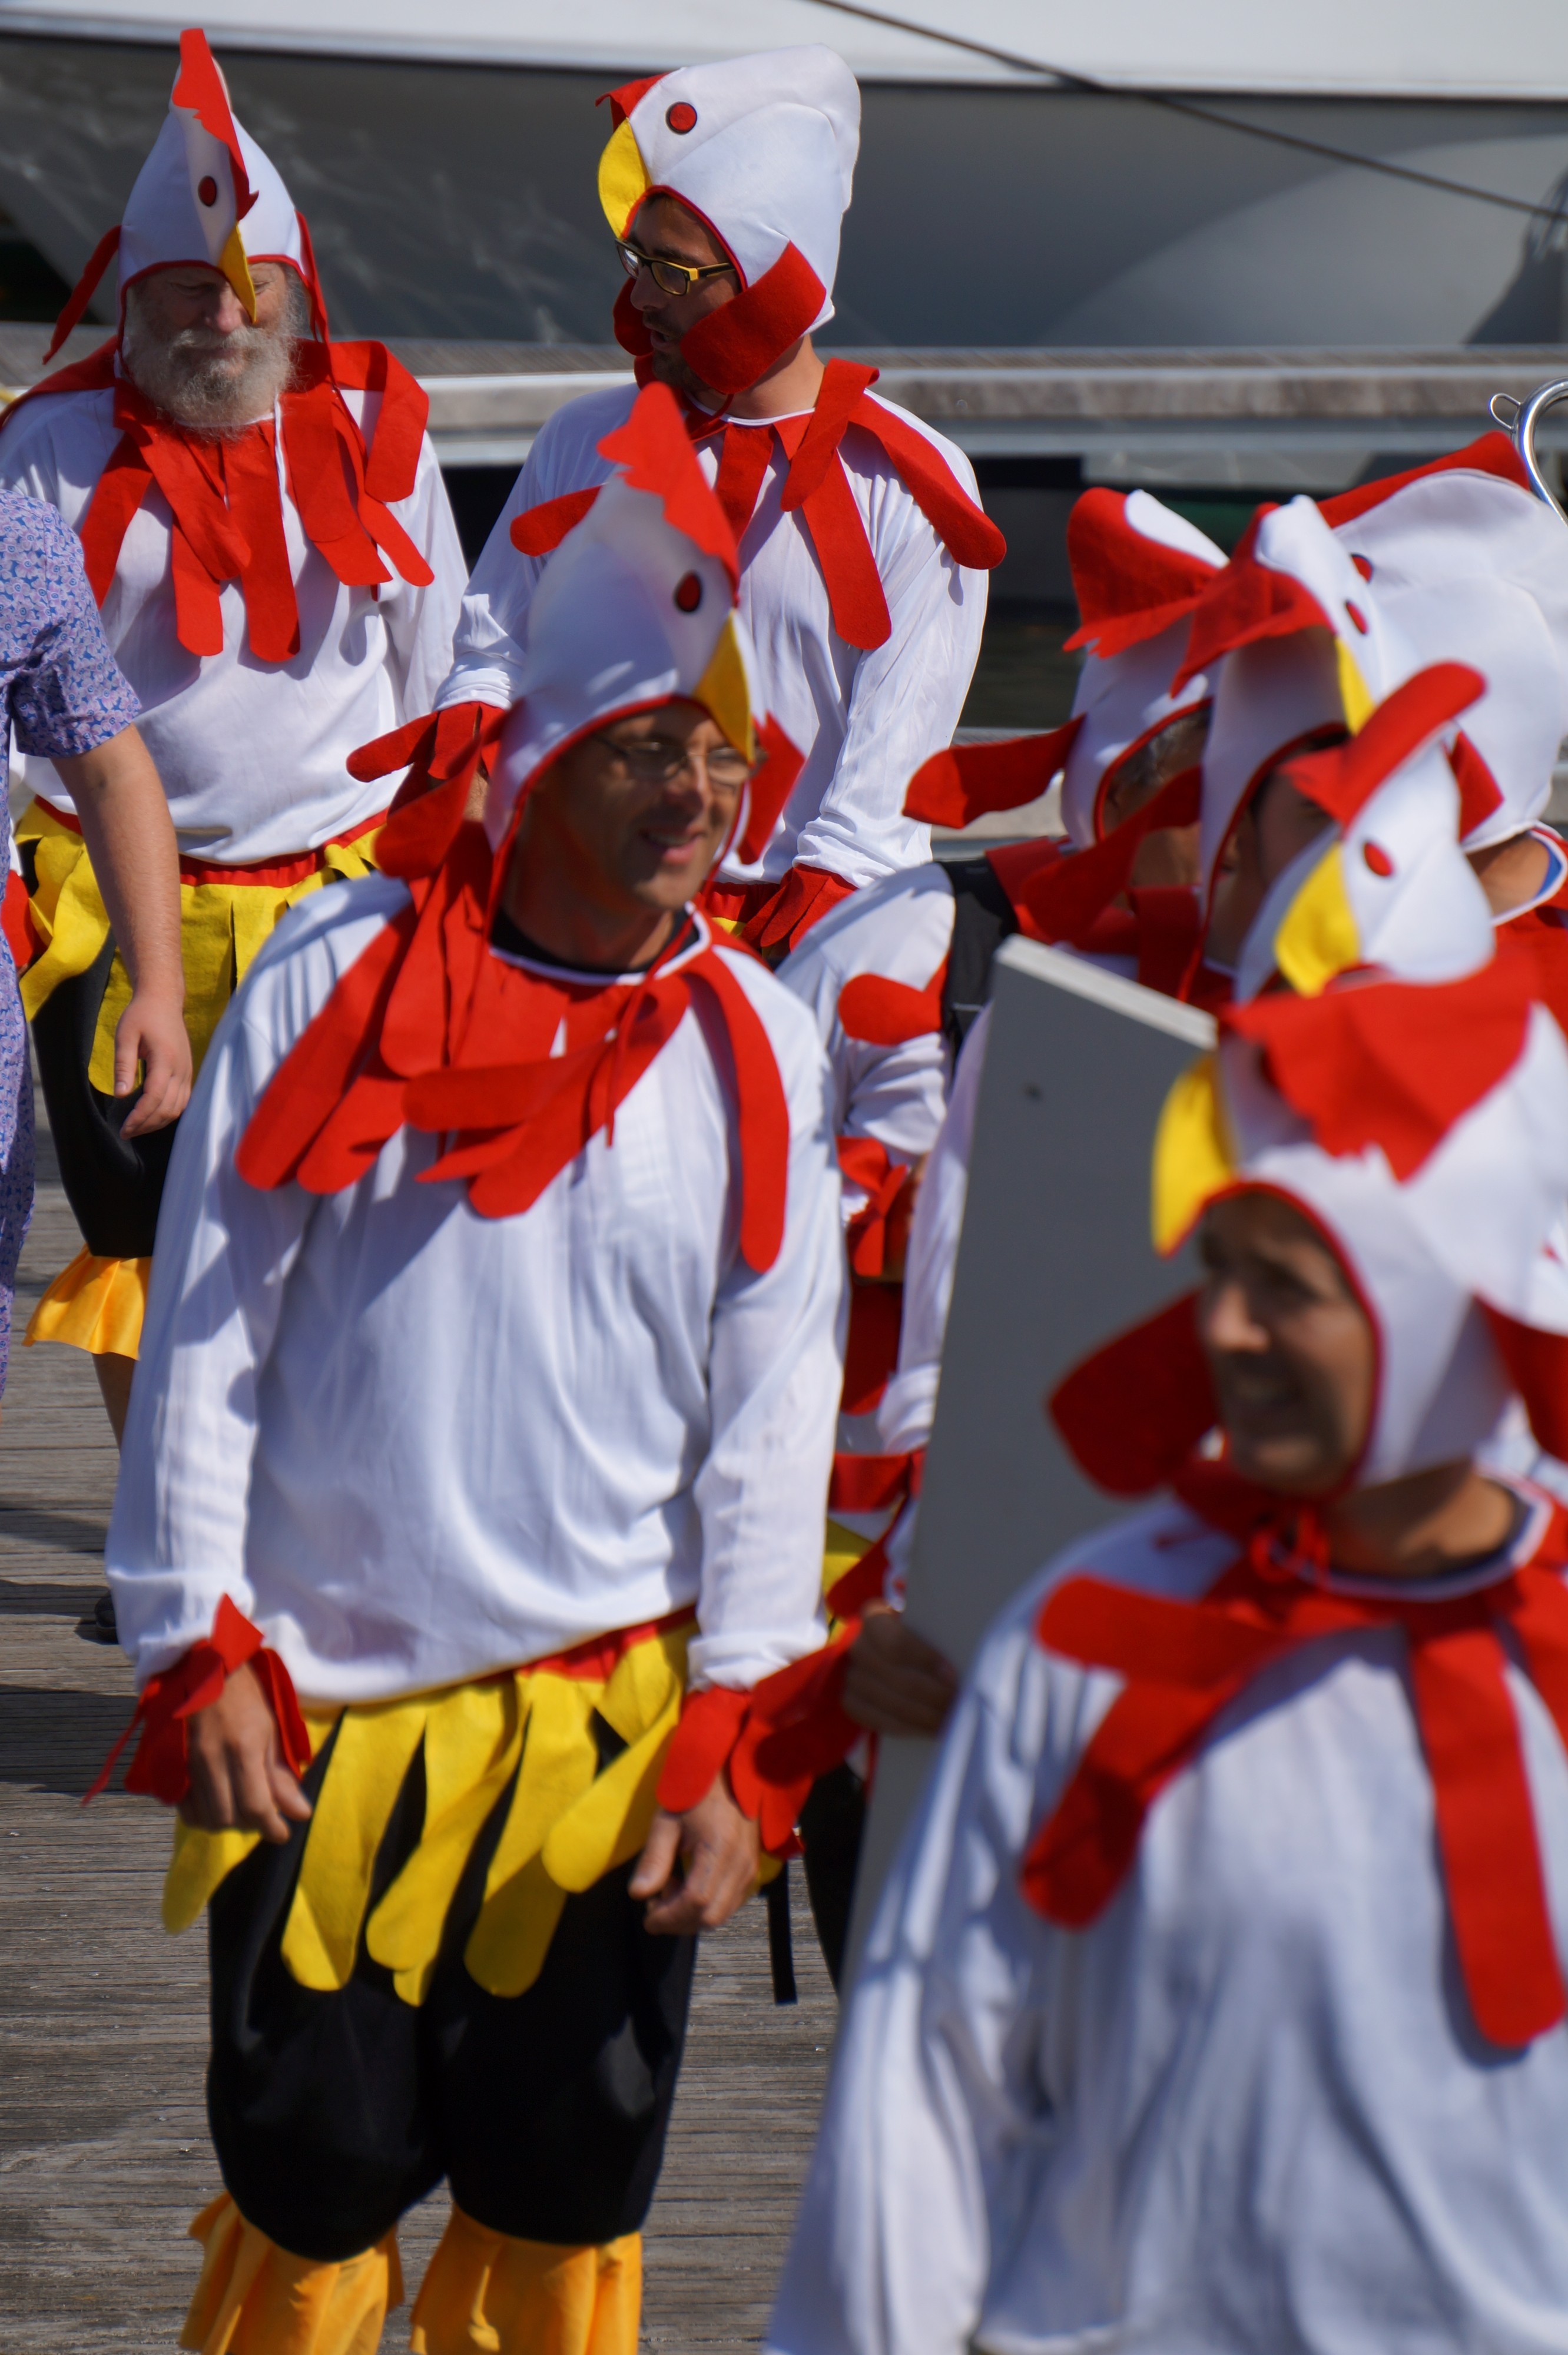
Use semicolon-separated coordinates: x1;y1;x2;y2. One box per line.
114;988;193;1137
631;1770;761;1936
54;727;190;1136
180;1660;312;1845
842;1601;959;1737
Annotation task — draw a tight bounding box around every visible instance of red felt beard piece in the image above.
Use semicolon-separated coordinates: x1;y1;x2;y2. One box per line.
677;243;826;396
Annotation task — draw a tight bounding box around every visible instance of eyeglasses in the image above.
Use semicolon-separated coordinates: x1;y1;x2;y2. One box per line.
615;239;737;299
592;733;754;791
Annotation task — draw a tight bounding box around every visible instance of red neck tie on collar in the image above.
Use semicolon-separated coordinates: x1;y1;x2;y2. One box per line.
236;821;791;1273
34;337;437;662
511;359;1006;655
1021;1507;1568;2049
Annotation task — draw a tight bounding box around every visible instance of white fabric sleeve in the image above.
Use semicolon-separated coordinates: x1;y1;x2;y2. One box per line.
434;397;621;714
379;433;469;721
105;886;409;1686
767;1596;1052;2355
688;959;846;1691
792;460;989;890
878;1002;990;1457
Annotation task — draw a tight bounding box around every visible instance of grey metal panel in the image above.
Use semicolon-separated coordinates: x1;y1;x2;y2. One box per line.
846;939;1215;1978
1;36;1568;351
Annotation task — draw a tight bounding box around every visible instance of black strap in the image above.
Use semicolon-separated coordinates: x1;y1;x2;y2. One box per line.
765;1862;798;2005
939;857;1019;1057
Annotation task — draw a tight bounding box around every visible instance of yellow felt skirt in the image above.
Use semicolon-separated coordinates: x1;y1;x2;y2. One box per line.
164;1620;693;2008
18;798;383;1361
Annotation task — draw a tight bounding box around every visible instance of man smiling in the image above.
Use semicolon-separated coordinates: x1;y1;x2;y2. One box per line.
437;46;1005;958
0;31;464;1441
102;385;842;2355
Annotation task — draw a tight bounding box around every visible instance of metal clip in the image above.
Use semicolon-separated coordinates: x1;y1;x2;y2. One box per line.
1491;380;1568;523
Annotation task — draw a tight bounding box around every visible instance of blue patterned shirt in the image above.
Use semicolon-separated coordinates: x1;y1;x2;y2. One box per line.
0;484;140;865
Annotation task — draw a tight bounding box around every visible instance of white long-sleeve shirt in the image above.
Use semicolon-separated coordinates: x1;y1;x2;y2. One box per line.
436;386;989;889
0;381;466;862
107;880;845;1703
770;1487;1568;2355
778;858;957;1189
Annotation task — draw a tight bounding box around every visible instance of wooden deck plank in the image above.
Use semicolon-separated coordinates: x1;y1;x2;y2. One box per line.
0;1106;836;2348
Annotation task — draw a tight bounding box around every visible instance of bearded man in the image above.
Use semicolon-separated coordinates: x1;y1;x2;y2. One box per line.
0;30;465;1442
436;46;1005;962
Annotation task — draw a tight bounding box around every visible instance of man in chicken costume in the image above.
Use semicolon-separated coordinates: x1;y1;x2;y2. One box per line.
436;45;1004;958
769;648;1568;2355
0;29;465;1432
99;384;842;2355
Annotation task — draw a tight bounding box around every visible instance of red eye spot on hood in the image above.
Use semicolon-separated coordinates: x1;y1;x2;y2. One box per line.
1345;601;1370;635
1363;840;1394;877
666;101;698;132
197;175;218;207
674;571;702;612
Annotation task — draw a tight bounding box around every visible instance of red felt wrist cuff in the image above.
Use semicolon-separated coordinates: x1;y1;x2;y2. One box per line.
86;1594;310;1809
742;864;856;956
658;1633;873;1862
657;1684;749;1817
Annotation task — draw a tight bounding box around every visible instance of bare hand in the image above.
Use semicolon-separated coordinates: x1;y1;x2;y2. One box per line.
180;1660;312;1844
842;1602;959;1737
115;989;193;1137
630;1771;761;1935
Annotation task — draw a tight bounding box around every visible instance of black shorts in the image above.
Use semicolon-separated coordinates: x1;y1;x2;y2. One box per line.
204;1732;697;2264
28;927;177;1259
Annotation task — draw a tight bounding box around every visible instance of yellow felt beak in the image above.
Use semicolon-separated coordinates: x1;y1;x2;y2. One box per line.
598;117;650;240
1337;638;1374;733
1152;1053;1235;1255
694;616;756;763
220;225;257;321
1273;841;1360;997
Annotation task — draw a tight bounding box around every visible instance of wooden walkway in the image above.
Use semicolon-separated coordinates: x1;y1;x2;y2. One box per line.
0;1109;837;2349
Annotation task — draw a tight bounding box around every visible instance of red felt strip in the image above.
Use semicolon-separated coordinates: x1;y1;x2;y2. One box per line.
1318;431;1530;528
695;948;791;1272
510;487;601;558
828;1451;915;1514
1047;1289;1216;1495
800;456;892;649
173;31;257;222
743;864;856;956
712;422;773;547
1481;1309;1568;1461
78;444;154;608
841;1278;903;1416
1278;663;1485;830
236;904;418;1190
1173;506;1329;692
599;73;663;129
679;243;826;398
42;225;120;366
826;1533;892;1621
1063;487;1221;653
847;393;1007;572
599;382;741;583
1020;766;1202;946
1449;731;1506;837
656;1683;749;1813
225;422;301;663
904;722;1082;827
1225;957;1533;1180
780;359;879;511
838;969;945;1047
733;714;805;867
1408;1623;1566;2045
